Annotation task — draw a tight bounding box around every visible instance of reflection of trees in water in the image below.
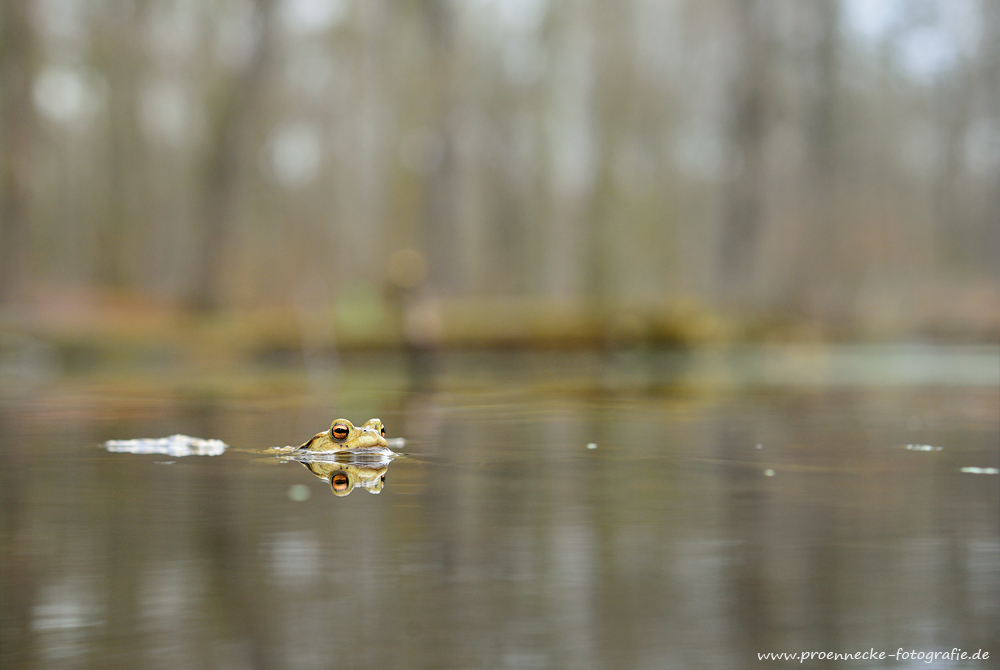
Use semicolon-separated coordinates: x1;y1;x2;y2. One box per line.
0;409;37;669
194;459;278;668
3;388;997;665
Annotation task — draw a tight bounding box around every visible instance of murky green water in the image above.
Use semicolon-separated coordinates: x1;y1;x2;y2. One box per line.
2;349;998;669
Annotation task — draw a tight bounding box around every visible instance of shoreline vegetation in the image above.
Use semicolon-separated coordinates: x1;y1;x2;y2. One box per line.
1;287;997;381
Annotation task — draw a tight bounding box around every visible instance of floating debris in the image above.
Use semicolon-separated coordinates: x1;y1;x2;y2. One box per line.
764;469;775;477
755;444;763;450
960;467;999;475
587;443;598;450
104;435;228;457
906;444;942;452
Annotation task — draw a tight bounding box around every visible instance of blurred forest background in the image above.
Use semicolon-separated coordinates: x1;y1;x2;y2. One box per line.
1;0;998;362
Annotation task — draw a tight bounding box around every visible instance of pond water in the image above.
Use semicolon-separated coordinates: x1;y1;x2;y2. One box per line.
1;348;998;669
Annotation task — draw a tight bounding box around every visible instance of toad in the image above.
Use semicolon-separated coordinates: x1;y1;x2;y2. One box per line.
295;418;389;453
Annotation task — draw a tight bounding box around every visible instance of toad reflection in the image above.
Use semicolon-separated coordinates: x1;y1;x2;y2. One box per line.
290;454;392;496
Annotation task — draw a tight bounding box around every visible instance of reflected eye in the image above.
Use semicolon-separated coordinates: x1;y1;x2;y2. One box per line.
331;472;350;492
331;424;349;441
380;475;386;483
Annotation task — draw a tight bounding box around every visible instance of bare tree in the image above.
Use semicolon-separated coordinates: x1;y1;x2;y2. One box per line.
0;0;36;304
981;0;1000;273
91;1;146;289
719;0;770;293
415;0;461;297
794;0;842;317
188;0;276;311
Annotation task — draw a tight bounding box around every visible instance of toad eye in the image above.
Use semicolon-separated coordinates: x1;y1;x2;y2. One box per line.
331;424;350;441
331;471;350;492
380;425;386;436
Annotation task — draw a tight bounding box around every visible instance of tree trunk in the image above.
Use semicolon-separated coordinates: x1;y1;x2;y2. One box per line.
0;0;35;304
719;0;769;293
188;0;275;311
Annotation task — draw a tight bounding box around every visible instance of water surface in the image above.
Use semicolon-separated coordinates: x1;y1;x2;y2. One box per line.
1;349;998;669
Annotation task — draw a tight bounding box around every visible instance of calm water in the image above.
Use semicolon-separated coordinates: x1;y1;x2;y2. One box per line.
1;348;998;669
